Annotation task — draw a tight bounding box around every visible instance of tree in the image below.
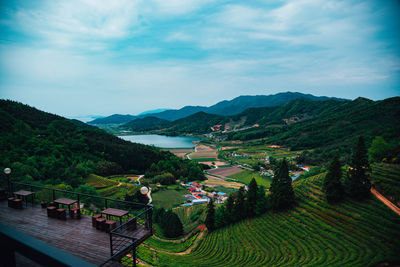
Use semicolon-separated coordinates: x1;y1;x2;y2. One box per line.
225;194;234;223
323;156;344;203
368;136;389;162
346;136;371;199
233;187;246;221
246;178;258;216
214;206;227;229
269;159;295;211
254;186;268;215
205;198;215;231
161;210;183;238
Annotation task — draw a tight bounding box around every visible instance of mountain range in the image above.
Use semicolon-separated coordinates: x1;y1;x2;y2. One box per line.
88;92;346;124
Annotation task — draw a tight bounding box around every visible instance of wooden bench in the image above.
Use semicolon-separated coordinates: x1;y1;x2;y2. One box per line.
96;218;106;231
47;206;57;218
105;220;116;233
8;198;23;209
56;208;66;220
69;207;81;219
92;214;102;227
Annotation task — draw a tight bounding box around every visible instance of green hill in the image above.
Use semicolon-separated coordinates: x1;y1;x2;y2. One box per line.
122;116;171;132
137;174;400;266
0;100;174;187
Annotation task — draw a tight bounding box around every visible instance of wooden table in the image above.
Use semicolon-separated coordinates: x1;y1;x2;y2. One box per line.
14;190;35;207
54;198;78;214
101;208;129;225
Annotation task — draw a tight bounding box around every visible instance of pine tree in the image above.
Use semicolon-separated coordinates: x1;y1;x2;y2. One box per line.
346;136;371;199
254;186;268;215
323;155;344;203
233;187;246;221
269;159;295;211
205;198;215;231
225;194;234;223
246;178;258;216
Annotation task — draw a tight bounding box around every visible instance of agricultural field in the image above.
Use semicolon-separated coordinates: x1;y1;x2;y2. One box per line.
86;174;118;188
227;169;271;188
207;166;243;177
201;175;244;189
137;174;400;266
371;163;400;206
173;204;207;233
188;144;218;161
151;189;187;209
163;148;193;159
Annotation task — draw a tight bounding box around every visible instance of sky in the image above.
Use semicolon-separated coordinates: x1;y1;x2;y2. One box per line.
0;0;399;119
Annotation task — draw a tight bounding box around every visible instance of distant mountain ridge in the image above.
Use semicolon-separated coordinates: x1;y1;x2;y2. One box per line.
88;92;347;124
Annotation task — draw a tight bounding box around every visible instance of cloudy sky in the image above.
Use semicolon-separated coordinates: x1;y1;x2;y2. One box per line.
0;0;399;119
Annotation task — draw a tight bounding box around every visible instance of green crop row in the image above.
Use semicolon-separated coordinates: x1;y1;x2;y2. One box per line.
137;172;400;266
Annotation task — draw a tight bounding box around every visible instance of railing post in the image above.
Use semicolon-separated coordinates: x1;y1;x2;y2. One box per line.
52;189;55;201
77;194;80;208
132;246;136;267
105;199;108;209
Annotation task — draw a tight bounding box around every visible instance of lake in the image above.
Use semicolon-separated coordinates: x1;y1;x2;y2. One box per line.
118;134;200;148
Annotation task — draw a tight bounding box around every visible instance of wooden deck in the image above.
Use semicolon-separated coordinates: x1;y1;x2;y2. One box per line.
0;200;151;265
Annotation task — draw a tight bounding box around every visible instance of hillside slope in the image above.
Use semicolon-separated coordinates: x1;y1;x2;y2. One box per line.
0;100;168;186
137;174;400;266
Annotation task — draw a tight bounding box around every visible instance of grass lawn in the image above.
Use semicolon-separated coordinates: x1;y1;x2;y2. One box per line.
228;169;271;188
151;189;187;209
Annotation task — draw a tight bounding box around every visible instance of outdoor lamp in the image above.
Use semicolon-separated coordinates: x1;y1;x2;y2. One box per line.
4;168;11;175
140;186;149;195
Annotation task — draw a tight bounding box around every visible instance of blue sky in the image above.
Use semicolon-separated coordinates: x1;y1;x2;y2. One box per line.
0;0;399;119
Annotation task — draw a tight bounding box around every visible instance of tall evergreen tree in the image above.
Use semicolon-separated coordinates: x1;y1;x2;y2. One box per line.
246;178;258;216
225;194;234;223
323;155;344;203
269;159;295;211
254;186;268;215
205;198;215;231
233;186;246;221
346;136;371;199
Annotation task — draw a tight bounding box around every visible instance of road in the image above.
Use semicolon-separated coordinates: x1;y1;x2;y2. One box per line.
371;187;400;216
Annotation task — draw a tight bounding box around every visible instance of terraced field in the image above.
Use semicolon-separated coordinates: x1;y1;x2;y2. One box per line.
371;163;400;206
137;174;400;266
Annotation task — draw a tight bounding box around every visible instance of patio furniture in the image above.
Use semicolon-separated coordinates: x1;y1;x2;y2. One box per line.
96;218;106;231
56;208;67;220
41;201;48;208
101;208;129;225
14;190;35;207
47;206;57;218
69;207;81;219
105;220;116;233
54;198;78;219
8;198;23;209
92;214;102;227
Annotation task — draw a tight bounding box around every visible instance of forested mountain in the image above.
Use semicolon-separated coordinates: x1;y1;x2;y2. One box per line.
88;114;136;125
0;100;204;187
123;116;171;132
90;92;345;124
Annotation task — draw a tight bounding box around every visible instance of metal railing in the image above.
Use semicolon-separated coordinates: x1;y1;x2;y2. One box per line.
8;181;154;267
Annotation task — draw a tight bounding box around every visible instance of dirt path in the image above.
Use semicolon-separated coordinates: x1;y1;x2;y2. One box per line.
371;187;400;216
143;231;205;255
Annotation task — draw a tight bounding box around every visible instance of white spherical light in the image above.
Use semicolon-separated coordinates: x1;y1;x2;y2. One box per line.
140;186;149;195
4;168;11;175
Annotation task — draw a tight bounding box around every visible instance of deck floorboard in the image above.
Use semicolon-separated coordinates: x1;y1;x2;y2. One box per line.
0;200;150;265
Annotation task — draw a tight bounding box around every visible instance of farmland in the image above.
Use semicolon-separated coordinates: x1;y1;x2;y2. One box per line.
137;174;400;266
227;169;272;188
207;166;243;177
371;163;400;206
151;189;187;209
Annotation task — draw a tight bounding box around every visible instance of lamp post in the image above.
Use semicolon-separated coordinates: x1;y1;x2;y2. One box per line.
4;168;11;196
140;186;152;230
